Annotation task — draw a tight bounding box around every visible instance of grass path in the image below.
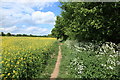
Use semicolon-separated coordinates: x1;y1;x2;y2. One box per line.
50;43;62;79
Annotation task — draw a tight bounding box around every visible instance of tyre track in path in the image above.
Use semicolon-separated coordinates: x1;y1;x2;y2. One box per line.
50;43;62;80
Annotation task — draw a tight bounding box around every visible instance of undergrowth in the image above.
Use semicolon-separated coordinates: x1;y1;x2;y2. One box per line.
58;40;120;79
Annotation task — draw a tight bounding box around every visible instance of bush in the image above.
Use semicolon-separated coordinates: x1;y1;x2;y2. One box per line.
62;40;119;78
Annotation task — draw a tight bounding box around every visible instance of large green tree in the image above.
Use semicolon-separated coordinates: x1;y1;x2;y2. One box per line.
52;2;120;43
52;16;68;40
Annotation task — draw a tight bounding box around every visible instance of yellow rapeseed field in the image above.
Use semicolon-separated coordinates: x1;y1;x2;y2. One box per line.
0;37;57;79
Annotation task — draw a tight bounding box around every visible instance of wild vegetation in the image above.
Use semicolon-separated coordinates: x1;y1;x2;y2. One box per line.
52;2;120;79
0;37;58;79
59;40;119;78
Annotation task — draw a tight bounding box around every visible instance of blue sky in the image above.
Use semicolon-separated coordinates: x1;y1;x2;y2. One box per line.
0;0;61;35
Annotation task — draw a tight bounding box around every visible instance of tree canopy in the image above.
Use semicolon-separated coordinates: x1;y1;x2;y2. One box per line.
52;2;120;43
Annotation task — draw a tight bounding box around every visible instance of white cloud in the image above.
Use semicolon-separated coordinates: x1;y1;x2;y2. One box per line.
0;0;57;35
0;26;17;32
0;1;56;27
32;11;56;24
25;26;48;35
0;25;48;35
0;0;58;3
0;0;57;10
0;2;34;27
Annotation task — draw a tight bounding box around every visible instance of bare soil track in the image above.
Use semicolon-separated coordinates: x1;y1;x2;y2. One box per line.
50;43;63;80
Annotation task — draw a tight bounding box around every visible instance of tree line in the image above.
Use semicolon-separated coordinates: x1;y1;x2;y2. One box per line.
52;2;120;43
0;32;53;37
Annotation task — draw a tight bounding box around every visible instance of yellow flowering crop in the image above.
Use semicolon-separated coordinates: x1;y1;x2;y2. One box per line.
1;37;57;79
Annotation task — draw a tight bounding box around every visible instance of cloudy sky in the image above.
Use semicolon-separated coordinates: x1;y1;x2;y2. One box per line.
0;0;61;35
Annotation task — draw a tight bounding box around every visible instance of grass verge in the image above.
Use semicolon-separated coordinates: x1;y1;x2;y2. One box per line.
38;41;59;78
58;44;75;78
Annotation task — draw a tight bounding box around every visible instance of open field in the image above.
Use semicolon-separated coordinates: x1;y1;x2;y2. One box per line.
0;37;58;79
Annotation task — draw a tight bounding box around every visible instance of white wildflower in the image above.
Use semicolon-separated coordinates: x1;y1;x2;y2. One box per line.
109;55;114;57
109;66;114;70
116;61;120;65
78;71;82;74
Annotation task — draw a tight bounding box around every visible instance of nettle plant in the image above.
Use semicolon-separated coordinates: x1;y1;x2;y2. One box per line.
65;40;119;78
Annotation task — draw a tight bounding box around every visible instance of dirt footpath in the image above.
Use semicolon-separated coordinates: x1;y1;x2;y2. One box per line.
50;43;62;80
